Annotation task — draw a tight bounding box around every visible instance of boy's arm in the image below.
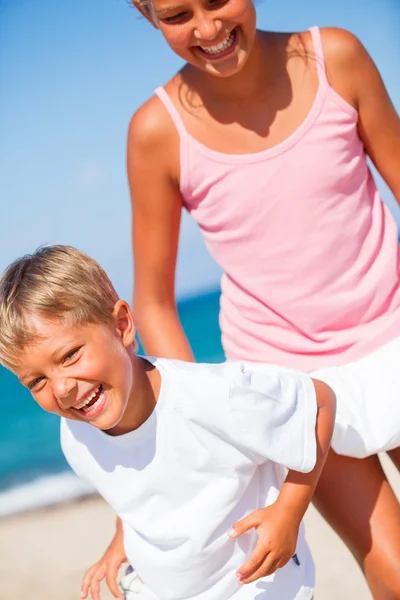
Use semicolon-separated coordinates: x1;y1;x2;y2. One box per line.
81;516;126;600
272;379;335;521
231;379;336;584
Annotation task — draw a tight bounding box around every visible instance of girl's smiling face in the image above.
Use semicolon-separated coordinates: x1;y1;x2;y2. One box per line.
14;303;138;435
143;0;257;78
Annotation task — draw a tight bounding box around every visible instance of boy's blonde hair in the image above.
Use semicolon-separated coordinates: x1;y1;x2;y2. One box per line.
0;245;120;370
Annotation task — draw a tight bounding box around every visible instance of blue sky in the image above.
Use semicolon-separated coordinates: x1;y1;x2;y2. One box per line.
1;0;399;301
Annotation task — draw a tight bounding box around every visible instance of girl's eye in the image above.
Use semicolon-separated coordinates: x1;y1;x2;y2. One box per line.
208;0;230;7
29;377;45;391
63;347;81;364
162;11;189;23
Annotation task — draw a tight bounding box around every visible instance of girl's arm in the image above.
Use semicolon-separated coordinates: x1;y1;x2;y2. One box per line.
322;27;400;201
127;97;194;361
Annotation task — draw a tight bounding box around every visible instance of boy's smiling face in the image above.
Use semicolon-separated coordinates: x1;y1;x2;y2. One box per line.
13;302;139;434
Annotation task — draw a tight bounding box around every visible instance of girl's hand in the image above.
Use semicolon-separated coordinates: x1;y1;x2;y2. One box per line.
81;528;127;600
229;502;300;585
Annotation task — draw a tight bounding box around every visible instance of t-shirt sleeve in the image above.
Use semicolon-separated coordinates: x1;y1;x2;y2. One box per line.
227;362;317;472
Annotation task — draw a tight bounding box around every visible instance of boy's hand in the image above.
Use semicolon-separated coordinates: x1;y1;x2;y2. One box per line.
229;501;300;585
81;528;127;600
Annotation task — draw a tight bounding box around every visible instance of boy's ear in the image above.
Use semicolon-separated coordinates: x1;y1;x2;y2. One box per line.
112;300;137;347
132;0;159;29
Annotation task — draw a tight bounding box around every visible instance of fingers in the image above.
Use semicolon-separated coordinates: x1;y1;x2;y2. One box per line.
83;565;106;600
81;564;102;599
238;553;282;584
236;538;270;580
236;537;294;584
229;510;261;538
81;563;108;600
105;563;125;599
81;546;127;599
90;570;104;600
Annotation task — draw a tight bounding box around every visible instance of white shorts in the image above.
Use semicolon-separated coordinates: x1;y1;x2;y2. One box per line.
121;569;159;599
311;336;400;458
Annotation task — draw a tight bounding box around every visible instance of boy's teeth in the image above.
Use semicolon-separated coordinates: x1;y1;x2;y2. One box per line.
75;385;101;410
82;390;104;413
200;31;235;55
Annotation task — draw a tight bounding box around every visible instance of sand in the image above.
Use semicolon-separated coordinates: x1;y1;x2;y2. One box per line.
0;455;398;600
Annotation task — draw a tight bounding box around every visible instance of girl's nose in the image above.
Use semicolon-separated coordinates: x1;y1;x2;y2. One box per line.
194;16;222;42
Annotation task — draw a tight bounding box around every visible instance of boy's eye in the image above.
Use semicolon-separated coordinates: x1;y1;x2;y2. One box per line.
29;377;45;391
62;347;81;364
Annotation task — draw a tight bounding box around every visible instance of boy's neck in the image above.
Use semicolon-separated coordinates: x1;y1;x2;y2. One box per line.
106;356;161;437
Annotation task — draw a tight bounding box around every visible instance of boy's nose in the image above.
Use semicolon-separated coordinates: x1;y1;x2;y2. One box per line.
53;376;77;403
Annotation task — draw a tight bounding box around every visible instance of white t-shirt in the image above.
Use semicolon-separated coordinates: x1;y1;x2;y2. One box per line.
61;359;317;600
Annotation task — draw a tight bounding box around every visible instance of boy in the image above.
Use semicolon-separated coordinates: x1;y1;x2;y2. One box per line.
0;245;335;600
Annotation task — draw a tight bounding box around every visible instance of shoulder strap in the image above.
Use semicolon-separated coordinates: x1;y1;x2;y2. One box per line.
309;26;327;80
154;86;187;137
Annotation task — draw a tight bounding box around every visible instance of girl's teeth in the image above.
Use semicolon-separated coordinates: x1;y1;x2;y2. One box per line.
200;31;235;55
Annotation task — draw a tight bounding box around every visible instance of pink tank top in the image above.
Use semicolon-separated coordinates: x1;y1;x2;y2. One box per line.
155;27;400;371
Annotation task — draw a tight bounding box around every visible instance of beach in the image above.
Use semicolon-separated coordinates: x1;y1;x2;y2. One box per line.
1;455;398;600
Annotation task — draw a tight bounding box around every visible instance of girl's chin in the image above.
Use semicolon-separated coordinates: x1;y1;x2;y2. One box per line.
203;56;247;78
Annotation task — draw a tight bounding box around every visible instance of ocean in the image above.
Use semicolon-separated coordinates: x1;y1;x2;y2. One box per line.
0;289;224;517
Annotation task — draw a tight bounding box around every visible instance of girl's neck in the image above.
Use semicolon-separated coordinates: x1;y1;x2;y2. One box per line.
183;30;282;104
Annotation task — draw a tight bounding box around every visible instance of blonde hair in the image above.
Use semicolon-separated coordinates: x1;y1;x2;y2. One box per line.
0;245;121;370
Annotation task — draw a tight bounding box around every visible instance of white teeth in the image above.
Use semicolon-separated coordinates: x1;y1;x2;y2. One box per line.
200;30;235;55
81;390;104;413
75;385;101;410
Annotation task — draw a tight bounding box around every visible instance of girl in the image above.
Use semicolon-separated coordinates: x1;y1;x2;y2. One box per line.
83;0;400;598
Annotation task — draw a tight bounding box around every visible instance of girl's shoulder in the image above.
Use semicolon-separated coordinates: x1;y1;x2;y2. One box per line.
281;26;366;60
318;27;370;75
281;27;366;68
127;77;183;184
282;27;371;111
320;27;377;111
128;91;178;160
